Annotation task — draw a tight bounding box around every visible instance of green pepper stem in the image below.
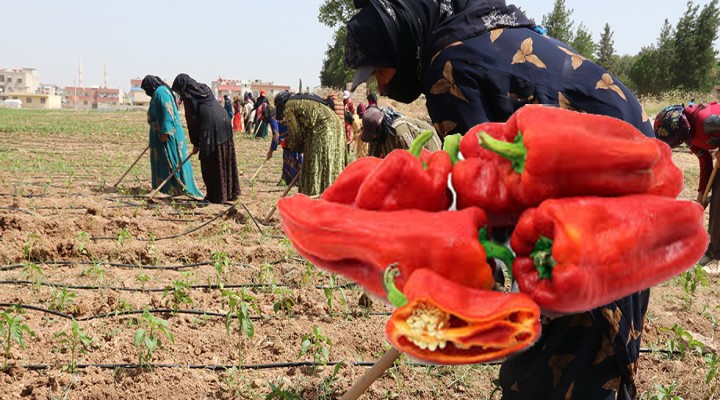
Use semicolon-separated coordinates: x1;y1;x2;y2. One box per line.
383;264;408;308
478;132;527;174
479;227;515;282
531;236;556;280
409;130;435;158
442;134;462;165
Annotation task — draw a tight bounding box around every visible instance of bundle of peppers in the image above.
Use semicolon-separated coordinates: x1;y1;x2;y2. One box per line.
277;105;706;365
451;105;684;227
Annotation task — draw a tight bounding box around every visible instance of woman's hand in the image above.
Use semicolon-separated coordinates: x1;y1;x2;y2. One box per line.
266;150;274;160
159;133;169;143
192;145;200;155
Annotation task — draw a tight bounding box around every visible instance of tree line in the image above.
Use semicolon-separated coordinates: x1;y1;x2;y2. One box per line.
318;0;720;96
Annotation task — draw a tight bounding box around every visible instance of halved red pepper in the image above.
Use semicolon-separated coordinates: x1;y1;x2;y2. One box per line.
277;194;494;299
386;268;541;365
510;195;707;313
321;131;453;211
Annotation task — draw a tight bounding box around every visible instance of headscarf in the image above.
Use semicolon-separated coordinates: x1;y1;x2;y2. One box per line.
357;103;368;118
171;73;216;112
274;90;292;120
653;105;691;148
345;0;534;103
141;75;170;97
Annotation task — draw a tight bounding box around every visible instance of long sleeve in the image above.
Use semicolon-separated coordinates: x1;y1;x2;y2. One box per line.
691;144;714;194
155;88;178;136
182;101;200;147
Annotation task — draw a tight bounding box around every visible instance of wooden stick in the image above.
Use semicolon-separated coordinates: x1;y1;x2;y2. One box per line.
250;160;268;182
340;347;402;400
262;172;300;223
702;162;720;205
147;152;194;200
113;145;150;189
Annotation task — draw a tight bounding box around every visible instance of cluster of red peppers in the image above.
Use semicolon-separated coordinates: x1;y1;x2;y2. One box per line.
277;105;707;365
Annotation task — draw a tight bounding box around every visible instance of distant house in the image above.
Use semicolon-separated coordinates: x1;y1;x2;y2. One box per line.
0;68;40;95
211;78;291;100
64;86;123;109
0;93;61;109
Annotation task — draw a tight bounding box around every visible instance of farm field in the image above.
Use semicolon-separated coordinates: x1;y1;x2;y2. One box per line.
0;108;719;399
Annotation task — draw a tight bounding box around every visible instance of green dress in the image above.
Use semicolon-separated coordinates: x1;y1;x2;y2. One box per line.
284;98;346;196
147;86;203;199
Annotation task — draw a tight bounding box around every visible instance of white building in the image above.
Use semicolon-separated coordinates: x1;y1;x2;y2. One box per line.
0;68;40;94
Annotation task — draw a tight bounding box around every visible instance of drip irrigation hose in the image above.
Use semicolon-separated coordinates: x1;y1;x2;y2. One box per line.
0;304;391;322
91;203;240;242
0;255;305;272
0;280;358;293
13;348;693;373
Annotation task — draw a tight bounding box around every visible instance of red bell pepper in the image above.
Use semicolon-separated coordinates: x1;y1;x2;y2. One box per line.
510;195;707;313
386;268;541;365
277;194;494;299
452;106;683;226
321;157;382;204
321;131;452;211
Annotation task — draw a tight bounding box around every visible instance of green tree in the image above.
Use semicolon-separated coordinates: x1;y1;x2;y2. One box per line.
628;46;661;95
542;0;575;44
318;0;356;88
655;19;676;92
673;0;720;91
596;23;617;72
319;27;354;89
614;54;639;90
571;23;596;60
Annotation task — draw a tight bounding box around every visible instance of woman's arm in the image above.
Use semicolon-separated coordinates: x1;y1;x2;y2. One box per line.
690;144;714;201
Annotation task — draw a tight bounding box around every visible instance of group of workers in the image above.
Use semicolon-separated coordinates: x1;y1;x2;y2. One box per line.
137;0;720;397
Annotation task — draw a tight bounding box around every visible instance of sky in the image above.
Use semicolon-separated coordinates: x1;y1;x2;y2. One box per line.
2;0;719;92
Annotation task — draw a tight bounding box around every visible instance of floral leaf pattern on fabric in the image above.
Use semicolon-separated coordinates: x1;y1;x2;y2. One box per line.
602;377;621;392
431;41;463;65
512;38;547;69
602;307;623;342
626;321;642;345
490;28;504;43
433;121;458;138
593;337;616;365
549;354;575;387
430;61;469;103
565;383;574;400
557;46;586;70
596;73;627;101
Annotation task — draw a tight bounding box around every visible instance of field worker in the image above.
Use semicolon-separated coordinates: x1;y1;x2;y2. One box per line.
274;90;346;196
345;1;653;398
243;93;255;134
366;92;378;107
266;107;303;186
172;74;240;203
140;75;203;200
361;106;441;158
352;103;369;159
232;96;243;133
655;102;720;265
251;89;269;129
223;94;234;122
342;90;357;149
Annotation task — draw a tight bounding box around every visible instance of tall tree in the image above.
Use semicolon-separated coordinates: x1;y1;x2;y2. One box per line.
596;23;617;72
542;0;575;44
318;0;356;88
571;23;596;60
628;46;661;95
654;19;675;92
320;27;354;90
687;0;720;91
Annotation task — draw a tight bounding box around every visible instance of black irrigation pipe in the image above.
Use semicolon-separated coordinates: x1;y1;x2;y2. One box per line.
0;256;304;272
0;280;359;293
0;260;215;272
91;202;240;242
20;361;386;371
0;304;391;322
14;349;692;372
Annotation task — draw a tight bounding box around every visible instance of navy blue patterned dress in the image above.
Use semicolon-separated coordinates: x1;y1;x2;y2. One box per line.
345;2;654;398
